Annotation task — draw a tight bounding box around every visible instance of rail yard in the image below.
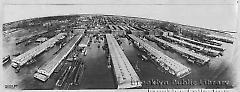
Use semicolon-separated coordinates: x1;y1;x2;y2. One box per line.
2;14;235;89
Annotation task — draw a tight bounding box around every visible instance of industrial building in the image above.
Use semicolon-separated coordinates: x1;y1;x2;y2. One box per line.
2;14;234;89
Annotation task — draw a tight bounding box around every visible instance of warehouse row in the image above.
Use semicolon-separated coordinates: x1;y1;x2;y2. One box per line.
173;35;225;51
34;31;85;82
145;35;210;65
11;33;67;71
128;34;191;78
163;36;222;57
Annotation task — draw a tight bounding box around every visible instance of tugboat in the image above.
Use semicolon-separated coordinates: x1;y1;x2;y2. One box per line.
84;50;87;56
137;54;148;61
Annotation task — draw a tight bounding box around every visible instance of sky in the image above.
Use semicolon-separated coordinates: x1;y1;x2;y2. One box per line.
2;0;238;32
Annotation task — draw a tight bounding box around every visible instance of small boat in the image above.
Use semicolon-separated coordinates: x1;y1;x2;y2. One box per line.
3;55;10;65
12;52;21;57
135;61;140;72
84;50;87;56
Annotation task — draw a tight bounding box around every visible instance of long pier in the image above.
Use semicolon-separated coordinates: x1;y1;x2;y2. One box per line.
106;34;141;89
165;36;222;57
11;33;67;70
146;35;210;65
128;34;191;78
34;33;84;82
173;35;225;51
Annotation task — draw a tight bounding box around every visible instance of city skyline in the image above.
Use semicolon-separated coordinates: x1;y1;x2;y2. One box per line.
3;0;238;31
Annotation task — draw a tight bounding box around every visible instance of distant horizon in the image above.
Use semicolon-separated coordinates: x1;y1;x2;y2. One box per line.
3;4;237;32
3;13;237;33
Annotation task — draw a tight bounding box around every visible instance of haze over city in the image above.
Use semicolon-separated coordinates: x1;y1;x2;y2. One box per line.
3;0;238;31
